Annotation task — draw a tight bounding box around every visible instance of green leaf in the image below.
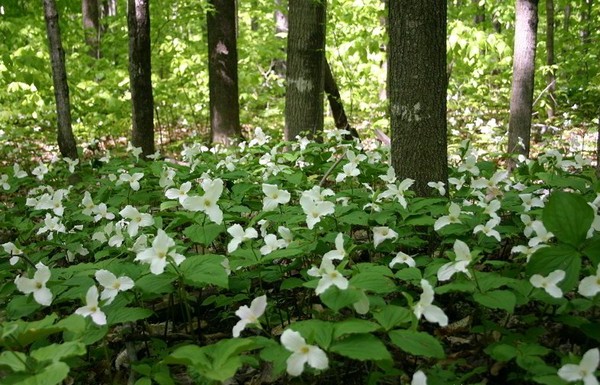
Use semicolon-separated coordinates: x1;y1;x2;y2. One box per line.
339;210;369;226
393;267;422;281
531;375;569;385
350;272;396;294
542;191;593;248
14;361;70;385
107;307;153;325
473;290;516;313
487;344;517;361
183;224;224;246
291;320;335;349
135;273;176;294
134;378;152;385
373;305;413;331
319;286;361;312
180;254;229;289
0;351;27;372
388;330;445;358
333;319;380;339
330;334;392;361
526;245;582;292
164;345;208;367
30;341;86;362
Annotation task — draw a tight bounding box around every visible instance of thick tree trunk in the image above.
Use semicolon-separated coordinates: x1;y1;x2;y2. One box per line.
389;0;448;197
44;0;79;160
284;0;326;141
323;58;359;139
207;0;241;145
82;0;100;58
545;0;555;119
127;0;155;157
507;0;538;157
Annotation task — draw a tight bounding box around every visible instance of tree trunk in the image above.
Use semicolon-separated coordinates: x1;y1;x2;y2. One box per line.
102;0;117;17
82;0;101;58
564;1;571;31
507;0;538;157
545;0;555;119
473;0;485;24
323;58;359;139
580;0;593;44
284;0;326;141
127;0;155;157
207;0;241;145
389;0;448;197
44;0;79;160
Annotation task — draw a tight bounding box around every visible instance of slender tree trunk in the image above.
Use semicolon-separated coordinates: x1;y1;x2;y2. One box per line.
507;0;539;157
580;0;593;44
473;0;485;24
82;0;101;58
545;0;555;119
284;0;326;141
44;0;79;160
102;0;117;17
323;58;359;139
207;0;241;145
127;0;155;157
389;0;448;197
564;1;571;31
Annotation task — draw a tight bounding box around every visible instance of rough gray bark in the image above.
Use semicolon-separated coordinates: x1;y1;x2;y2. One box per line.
207;0;241;145
507;0;538;157
82;0;101;58
389;0;447;197
127;0;155;157
44;0;79;160
284;0;326;141
545;0;555;119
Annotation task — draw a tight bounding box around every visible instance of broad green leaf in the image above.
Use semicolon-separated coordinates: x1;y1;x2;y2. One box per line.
339;210;369;225
134;378;152;385
388;330;445;358
394;267;422;281
531;375;569;385
107;307;153;325
183;224;223;246
319;286;362;313
290;320;335;349
30;341;86;362
210;338;257;369
330;334;392;361
487;344;517;361
373;305;413;331
333;319;380;338
180;254;228;289
164;345;208;367
13;361;70;385
350;272;396;294
0;351;27;372
473;290;516;313
526;245;582;292
542;191;593;248
135;273;176;294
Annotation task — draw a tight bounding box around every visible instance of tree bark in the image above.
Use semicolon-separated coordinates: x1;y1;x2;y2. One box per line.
564;1;571;31
284;0;326;141
44;0;79;160
389;0;448;197
207;0;241;145
127;0;155;157
82;0;101;58
507;0;538;157
323;58;359;139
545;0;555;119
580;0;593;44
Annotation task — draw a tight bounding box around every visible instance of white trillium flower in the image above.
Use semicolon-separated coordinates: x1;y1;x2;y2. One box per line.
530;270;565;298
75;286;107;325
437;239;473;281
37;213;66;240
13;163;28;179
473;218;501;242
181;178;224;224
14;262;53;306
511;244;548;263
520;193;544;212
389;251;416;268
262;184;291;211
323;233;346;261
521;214;535;238
413;279;448;326
558;348;599;385
278;226;294;247
232;295;267;337
307;258;349;295
260;234;286;255
412;370;428;385
434;202;462;231
427;181;446;196
32;162;49;180
379;167;396;183
3;242;23;265
373;226;398;248
165;182;192;204
135;229;186;275
281;329;328;376
578;264;600;298
81;191;96;216
227;224;258;253
118;172;144;191
119;205;153;237
300;195;335;230
95;269;134;305
92;203;115;222
528;221;554;247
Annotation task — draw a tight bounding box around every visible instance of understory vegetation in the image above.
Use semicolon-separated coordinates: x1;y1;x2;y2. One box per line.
1;133;600;384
